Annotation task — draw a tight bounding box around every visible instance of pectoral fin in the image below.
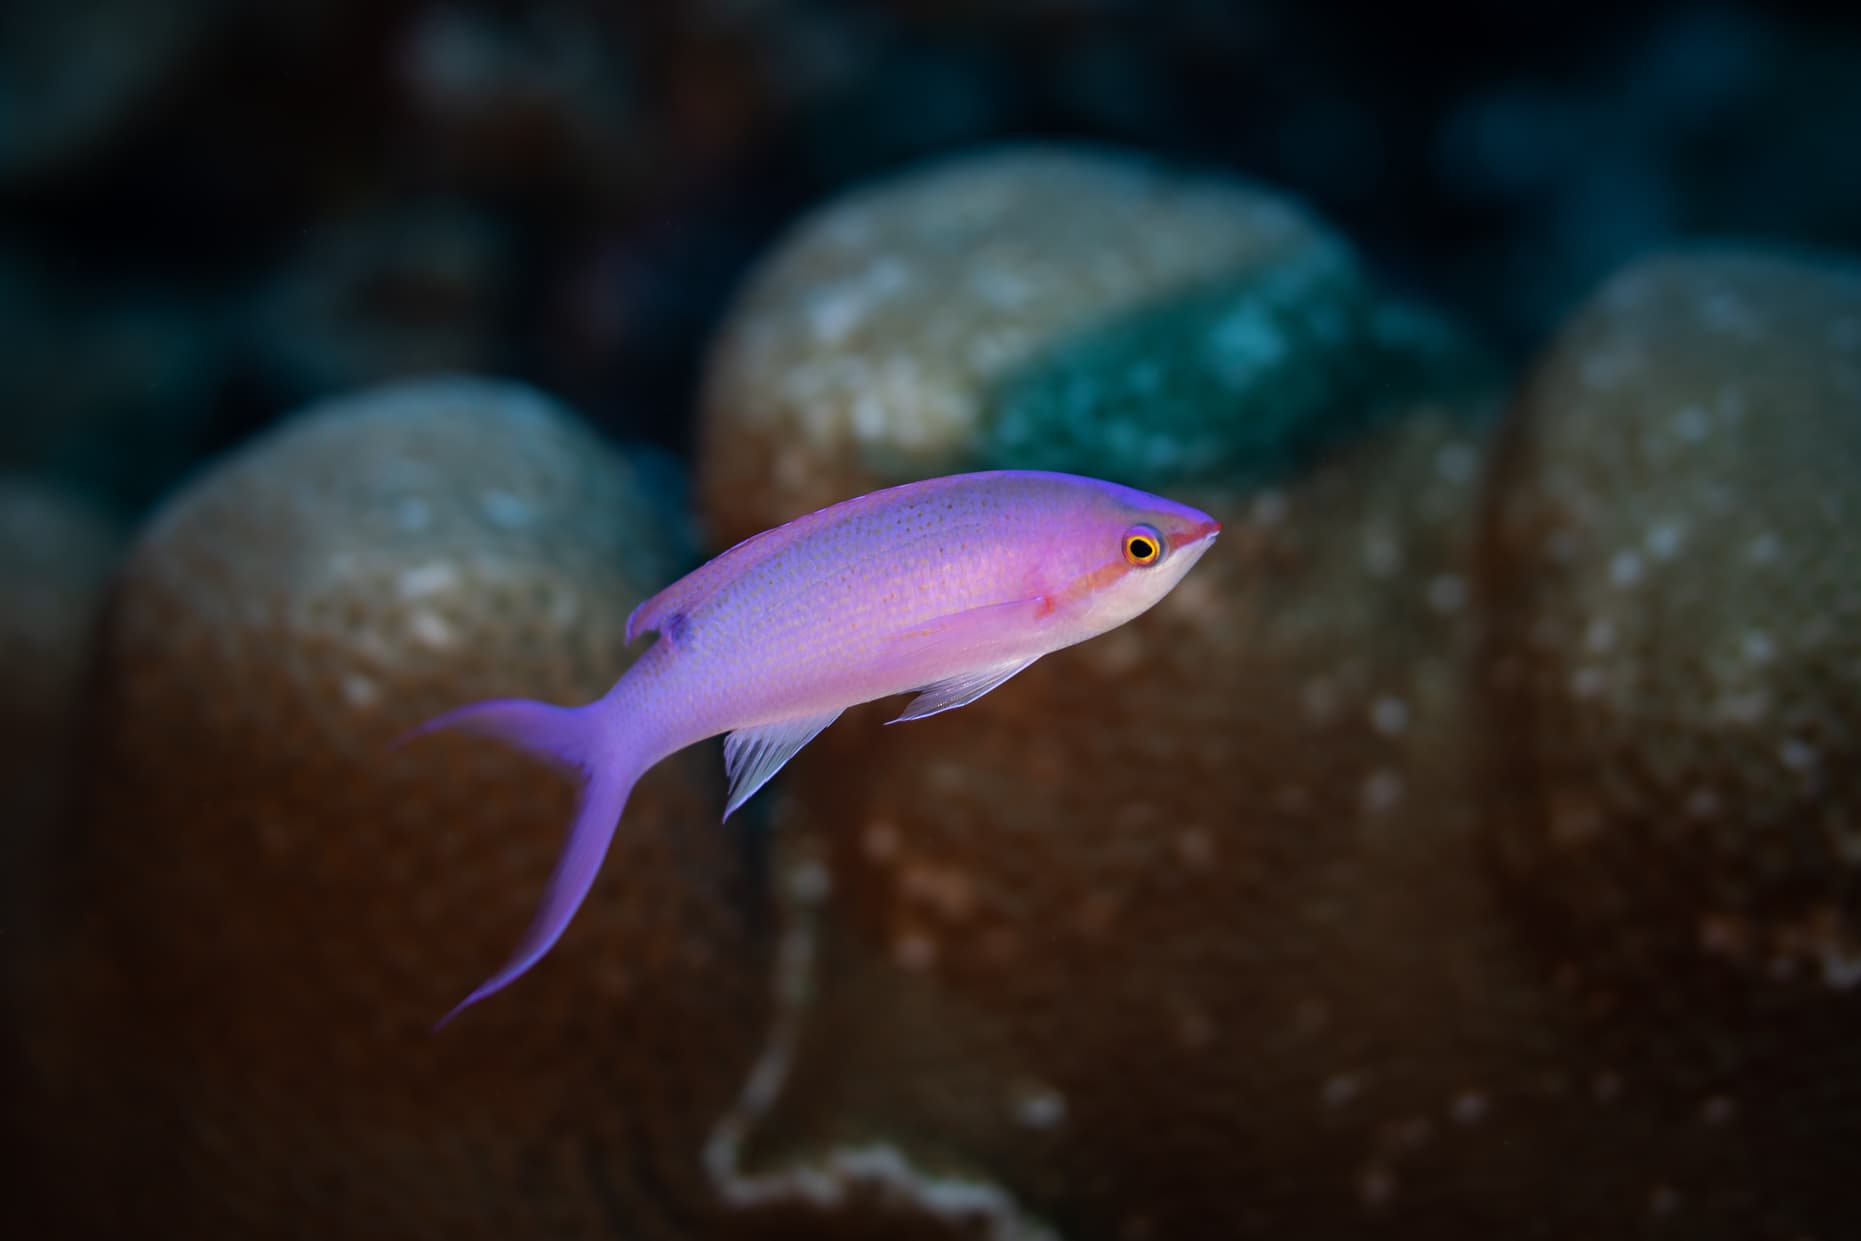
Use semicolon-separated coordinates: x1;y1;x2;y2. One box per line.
722;709;842;819
886;595;1051;661
889;657;1038;724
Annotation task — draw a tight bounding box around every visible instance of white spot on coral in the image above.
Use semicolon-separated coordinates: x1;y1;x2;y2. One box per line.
1644;520;1685;561
1671;404;1711;443
1370;697;1409;736
478;489;532;529
341;673;380;708
1203;302;1287;390
1360;768;1404;814
397;562;459;599
965;330;1020;370
861;819;900;863
850;390;887;442
1010;1083;1067;1131
1434;441;1478;483
1779;739;1819;772
1701;289;1761;337
786;858;831;903
395;496;431;532
1585;618;1617;654
407;610;455;649
1361;528;1402;578
1822;946;1861;990
1715;690;1770;725
893;931;938;971
971;267;1034;308
1746;532;1781;563
1609;549;1643;587
1426;573;1466;613
806;291;864;345
901;862;977;921
1175;827;1215;869
1740;630;1775;663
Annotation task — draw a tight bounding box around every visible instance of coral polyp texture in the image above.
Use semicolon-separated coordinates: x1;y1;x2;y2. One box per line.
1477;249;1861;1227
695;148;1861;1239
11;379;773;1240
1483;249;1861;965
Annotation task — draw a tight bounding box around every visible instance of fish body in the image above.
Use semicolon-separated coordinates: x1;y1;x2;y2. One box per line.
408;470;1220;1024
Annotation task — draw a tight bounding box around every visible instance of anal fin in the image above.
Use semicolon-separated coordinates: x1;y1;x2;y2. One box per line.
722;709;842;819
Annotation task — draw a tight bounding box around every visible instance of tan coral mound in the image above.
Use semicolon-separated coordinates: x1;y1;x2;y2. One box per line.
698;144;1392;545
1477;249;1861;1231
13;378;769;1239
696;148;1861;1239
1484;249;1861;965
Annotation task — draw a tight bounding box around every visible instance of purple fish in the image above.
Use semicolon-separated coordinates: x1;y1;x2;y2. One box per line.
405;469;1220;1025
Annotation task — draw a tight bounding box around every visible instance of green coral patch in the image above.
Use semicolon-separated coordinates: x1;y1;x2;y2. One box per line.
974;244;1499;488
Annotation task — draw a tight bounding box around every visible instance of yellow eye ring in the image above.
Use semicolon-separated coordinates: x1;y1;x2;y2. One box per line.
1122;524;1164;567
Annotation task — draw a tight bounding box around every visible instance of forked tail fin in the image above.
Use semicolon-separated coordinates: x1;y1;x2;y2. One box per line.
395;697;640;1029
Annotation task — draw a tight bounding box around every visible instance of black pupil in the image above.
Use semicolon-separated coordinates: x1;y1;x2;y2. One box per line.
1130;537;1155;560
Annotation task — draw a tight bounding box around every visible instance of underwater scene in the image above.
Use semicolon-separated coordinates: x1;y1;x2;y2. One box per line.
3;1;1859;1238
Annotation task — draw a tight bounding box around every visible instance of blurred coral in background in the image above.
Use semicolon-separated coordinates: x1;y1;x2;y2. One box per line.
3;2;1858;1239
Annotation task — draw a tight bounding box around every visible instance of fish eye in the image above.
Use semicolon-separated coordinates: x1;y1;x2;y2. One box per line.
1122;524;1164;567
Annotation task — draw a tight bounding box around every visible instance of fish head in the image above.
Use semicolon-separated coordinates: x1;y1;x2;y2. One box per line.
1042;477;1221;635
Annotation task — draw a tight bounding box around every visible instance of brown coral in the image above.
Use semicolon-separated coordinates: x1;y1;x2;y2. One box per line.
12;378;771;1239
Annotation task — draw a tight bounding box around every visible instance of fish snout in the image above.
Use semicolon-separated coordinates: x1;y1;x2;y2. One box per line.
1181;516;1222;546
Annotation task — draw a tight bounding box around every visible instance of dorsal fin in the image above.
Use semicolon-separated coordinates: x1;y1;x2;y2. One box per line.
626;516;814;643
